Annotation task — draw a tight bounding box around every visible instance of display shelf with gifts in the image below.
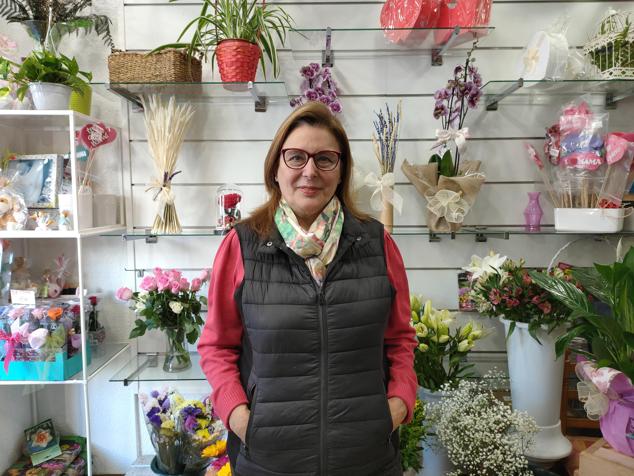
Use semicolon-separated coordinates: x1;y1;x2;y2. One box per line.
110;352;205;386
483;79;634;111
91;81;289;112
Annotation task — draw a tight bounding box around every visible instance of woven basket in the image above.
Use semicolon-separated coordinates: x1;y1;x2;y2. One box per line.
216;40;261;82
108;49;202;83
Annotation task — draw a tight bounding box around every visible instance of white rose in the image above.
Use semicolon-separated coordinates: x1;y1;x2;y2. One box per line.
169;301;183;314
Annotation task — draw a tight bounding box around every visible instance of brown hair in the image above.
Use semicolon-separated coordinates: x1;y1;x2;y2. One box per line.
242;101;368;237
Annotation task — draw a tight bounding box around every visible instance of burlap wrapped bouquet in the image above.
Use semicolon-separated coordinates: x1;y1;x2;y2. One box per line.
402;160;485;232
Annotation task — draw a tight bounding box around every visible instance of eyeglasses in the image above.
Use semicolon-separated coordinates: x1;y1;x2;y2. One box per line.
281;148;341;171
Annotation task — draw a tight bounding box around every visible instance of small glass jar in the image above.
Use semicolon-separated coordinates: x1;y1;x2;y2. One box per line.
215;184;243;235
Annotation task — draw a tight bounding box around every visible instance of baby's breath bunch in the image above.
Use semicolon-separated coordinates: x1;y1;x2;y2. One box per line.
429;371;538;476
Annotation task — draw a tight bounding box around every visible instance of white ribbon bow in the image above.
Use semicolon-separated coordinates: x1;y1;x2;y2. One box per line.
146;179;176;220
523;47;540;74
431;128;470;154
576;379;610;421
425;190;470;223
364;172;403;214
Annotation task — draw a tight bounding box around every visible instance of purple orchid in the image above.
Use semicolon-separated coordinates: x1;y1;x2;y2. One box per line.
292;62;342;115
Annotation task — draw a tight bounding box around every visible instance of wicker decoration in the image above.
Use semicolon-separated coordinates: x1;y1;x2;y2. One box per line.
107;49;202;83
583;9;634;79
215;40;261;82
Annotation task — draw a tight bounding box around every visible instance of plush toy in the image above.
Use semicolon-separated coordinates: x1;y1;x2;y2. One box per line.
0;189;27;230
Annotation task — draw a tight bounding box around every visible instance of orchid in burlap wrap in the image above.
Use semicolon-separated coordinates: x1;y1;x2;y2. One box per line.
402;160;485;232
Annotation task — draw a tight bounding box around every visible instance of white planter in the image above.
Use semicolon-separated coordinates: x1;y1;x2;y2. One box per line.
554;208;624;233
501;318;572;465
28;82;72;110
78;189;94;230
418;387;453;476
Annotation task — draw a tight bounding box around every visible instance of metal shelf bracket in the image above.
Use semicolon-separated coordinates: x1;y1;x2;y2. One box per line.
431;26;461;66
322;27;334;67
486;78;524;111
248;81;268;112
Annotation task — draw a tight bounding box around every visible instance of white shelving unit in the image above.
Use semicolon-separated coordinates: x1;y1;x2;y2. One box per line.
0;110;127;476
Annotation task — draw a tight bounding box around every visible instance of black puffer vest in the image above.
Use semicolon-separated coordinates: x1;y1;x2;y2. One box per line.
228;211;401;476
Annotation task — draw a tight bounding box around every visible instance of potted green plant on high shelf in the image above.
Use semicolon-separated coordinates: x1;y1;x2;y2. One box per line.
153;0;294;83
0;49;92;110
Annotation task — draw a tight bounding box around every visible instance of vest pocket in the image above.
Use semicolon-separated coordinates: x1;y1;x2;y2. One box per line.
244;383;258;450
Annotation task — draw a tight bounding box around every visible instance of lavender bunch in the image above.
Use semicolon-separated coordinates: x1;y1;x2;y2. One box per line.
290;62;342;114
372;101;402;175
432;44;483;176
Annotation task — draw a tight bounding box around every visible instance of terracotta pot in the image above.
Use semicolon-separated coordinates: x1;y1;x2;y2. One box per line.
215;39;261;83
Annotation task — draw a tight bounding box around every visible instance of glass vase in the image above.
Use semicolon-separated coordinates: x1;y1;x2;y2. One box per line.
215;184;243;235
523;191;543;232
163;328;191;373
146;419;184;475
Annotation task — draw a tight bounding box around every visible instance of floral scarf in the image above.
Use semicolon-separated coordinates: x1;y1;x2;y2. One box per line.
274;196;344;285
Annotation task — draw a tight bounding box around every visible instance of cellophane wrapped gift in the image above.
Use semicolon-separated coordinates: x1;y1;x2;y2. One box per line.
435;0;492;45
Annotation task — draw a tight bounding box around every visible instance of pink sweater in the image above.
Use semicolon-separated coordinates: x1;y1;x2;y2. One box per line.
198;228;418;430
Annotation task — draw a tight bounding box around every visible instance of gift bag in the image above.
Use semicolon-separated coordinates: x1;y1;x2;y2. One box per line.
434;0;492;45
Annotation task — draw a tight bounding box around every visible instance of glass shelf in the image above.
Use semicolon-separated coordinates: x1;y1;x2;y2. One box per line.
110;352;205;386
0;109;120;130
288;26;493;57
91;81;289;112
482;79;634;110
0;342;129;386
100;226;634;243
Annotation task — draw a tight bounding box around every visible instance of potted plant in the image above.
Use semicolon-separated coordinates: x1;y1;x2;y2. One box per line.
428;371;538;476
409;295;487;475
463;252;574;464
154;0;294;82
0;49;92;110
0;0;114;50
530;245;634;457
399;398;428;476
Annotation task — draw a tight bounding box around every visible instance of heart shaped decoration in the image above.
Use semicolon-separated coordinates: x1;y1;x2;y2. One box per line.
79;122;117;150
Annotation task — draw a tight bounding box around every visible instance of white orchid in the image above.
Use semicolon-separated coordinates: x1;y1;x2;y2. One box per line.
463;251;508;281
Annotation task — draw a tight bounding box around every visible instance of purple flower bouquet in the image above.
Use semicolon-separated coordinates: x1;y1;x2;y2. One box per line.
290;62;342;114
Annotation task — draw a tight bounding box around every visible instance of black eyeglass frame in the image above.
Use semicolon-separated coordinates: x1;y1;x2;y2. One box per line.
280;148;342;171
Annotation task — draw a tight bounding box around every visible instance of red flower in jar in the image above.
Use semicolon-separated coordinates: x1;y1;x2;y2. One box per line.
89;296;98;306
220;193;242;209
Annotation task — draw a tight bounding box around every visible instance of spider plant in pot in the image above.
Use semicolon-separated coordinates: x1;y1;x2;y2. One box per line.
153;0;294;86
0;49;92;110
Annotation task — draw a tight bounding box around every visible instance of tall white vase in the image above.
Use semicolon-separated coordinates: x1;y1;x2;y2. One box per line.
418;387;453;476
501;318;572;465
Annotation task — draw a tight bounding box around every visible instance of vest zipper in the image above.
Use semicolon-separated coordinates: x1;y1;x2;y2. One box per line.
317;287;327;476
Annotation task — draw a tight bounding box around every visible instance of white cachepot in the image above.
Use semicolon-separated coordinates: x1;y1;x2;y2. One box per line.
28;82;72;110
501;318;572;465
418;387;453;476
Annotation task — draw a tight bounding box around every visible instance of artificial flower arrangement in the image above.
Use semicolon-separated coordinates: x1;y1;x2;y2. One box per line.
116;267;210;371
139;388;230;475
364;101;404;233
410;295;487;392
290;62;342;114
402;43;485;232
530;245;634;456
463;252;573;340
428;371;538;476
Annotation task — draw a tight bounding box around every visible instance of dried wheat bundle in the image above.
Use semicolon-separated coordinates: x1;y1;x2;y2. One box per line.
142;95;195;234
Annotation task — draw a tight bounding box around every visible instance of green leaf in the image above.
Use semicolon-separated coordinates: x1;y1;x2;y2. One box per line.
428;154;441;164
439;149;454;177
129;326;146;339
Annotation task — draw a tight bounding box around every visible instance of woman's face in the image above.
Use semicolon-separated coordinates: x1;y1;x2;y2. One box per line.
276;124;342;229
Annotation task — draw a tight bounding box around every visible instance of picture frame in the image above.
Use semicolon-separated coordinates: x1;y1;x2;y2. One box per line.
6;154;63;209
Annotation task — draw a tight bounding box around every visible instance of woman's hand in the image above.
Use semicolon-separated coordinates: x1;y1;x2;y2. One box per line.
229;404;250;443
388;397;407;432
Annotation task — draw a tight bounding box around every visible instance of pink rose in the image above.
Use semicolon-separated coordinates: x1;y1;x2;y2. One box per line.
157;276;170;291
170;281;181;294
31;308;45;320
140;276;157;291
197;269;211;283
116;287;133;301
153;267;164;278
190;278;202;292
167;269;182;282
179;277;190;291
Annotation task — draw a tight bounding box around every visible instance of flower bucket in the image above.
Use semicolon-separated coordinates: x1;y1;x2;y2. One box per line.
418;387;453;476
28;82;72;110
576;361;634;457
69;83;92;116
501;319;572;464
215;39;261;84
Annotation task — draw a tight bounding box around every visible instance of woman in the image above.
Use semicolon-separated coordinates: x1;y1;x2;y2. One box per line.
198;102;417;476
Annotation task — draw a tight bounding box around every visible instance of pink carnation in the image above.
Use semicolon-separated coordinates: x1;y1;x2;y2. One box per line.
116;287;133;301
179;277;190;291
190;278;202;292
157;276;170;291
170;281;181;294
140;276;157;291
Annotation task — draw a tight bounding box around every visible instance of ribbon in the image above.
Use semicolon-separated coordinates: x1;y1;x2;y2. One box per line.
0;322;29;373
364;172;403;214
425;189;470;224
145;171;181;219
523;47;540;74
575;360;631;420
431;128;470;154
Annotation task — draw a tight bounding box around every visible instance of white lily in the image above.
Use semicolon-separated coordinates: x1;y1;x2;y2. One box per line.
463;251;508;281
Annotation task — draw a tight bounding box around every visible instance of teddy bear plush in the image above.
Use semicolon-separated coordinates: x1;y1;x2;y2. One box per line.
0;189;27;230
